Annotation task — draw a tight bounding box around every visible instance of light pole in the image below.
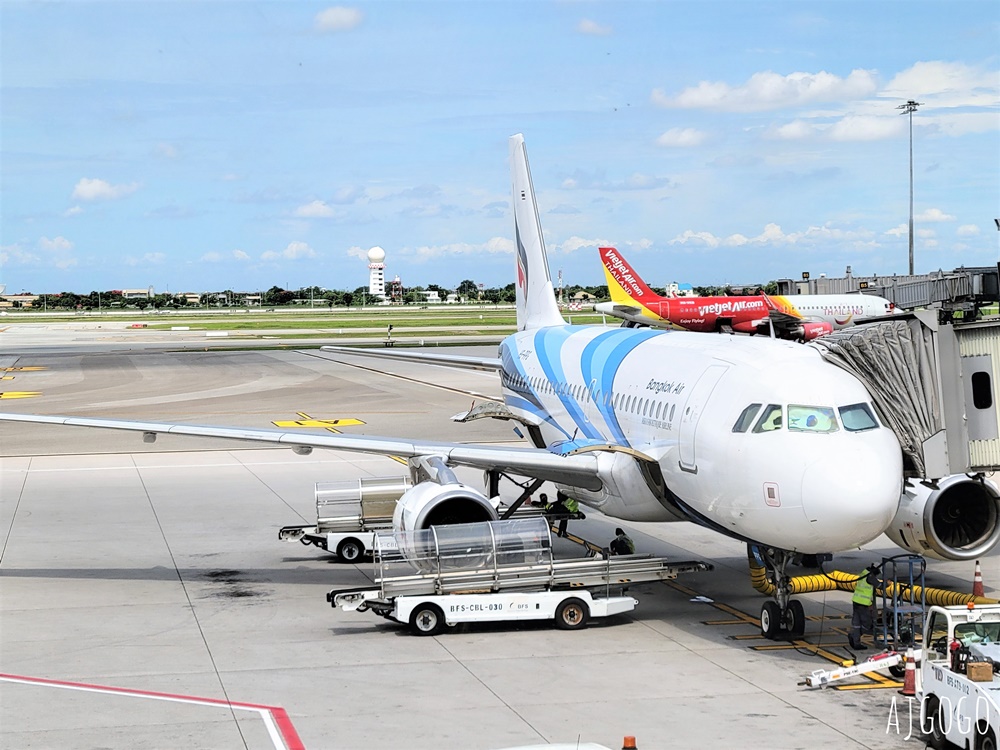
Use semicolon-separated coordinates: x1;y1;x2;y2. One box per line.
897;100;922;276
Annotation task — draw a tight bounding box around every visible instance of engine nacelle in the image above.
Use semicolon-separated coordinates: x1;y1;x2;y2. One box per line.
731;321;759;335
392;480;498;533
885;475;1000;560
796;321;833;341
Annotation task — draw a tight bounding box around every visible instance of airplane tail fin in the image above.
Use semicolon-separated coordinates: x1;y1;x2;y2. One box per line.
599;246;663;305
510;134;565;331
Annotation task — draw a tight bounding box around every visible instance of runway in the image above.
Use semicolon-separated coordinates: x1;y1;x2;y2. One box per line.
0;329;979;748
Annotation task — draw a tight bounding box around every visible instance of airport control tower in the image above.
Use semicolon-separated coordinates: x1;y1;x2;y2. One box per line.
367;246;386;302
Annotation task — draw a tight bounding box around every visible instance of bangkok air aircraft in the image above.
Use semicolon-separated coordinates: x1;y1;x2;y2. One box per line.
596;246;898;341
2;135;997;639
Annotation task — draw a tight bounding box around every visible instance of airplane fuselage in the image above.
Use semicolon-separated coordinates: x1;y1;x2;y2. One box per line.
499;325;903;553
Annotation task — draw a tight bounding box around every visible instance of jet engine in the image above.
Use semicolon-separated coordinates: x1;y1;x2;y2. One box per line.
392;480;498;533
885;475;1000;561
793;321;833;341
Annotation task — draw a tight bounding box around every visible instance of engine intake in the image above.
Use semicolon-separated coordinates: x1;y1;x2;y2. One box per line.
392;481;498;533
885;475;1000;560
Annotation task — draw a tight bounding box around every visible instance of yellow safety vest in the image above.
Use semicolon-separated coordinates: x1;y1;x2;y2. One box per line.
853;576;874;606
564;497;579;513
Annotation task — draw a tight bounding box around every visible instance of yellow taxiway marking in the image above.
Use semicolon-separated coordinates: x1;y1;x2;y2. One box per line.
271;412;365;434
0;391;41;399
1;376;14;381
2;366;46;372
663;579;902;691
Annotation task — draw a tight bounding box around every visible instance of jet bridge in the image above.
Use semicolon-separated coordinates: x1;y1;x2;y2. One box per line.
809;310;1000;478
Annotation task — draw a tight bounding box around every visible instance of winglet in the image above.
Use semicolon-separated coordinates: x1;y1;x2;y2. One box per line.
510;134;565;331
599;246;662;304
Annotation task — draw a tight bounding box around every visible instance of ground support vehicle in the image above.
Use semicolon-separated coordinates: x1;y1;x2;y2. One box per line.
279;475;551;562
328;517;712;635
919;604;1000;749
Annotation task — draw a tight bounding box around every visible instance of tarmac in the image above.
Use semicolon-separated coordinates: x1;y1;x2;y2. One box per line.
2;324;987;748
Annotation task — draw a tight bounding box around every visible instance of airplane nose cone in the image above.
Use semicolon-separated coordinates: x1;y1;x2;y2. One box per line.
800;449;901;550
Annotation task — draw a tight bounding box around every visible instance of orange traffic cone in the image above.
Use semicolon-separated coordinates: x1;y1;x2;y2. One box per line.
899;648;916;696
622;737;637;750
973;560;984;597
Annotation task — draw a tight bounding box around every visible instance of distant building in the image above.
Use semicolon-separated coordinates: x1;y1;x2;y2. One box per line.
416;290;442;304
665;283;695;298
121;287;154;300
368;246;386;302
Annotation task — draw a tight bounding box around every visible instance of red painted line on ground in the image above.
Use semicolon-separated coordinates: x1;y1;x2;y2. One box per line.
0;673;305;750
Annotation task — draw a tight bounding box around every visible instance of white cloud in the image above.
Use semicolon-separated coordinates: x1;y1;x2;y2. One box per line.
917;228;937;239
125;252;166;267
916;208;955;222
405;238;514;260
294;200;336;218
885;224;908;237
577;19;612;36
557;236;612;254
39;236;73;252
1;243;40;266
652;68;878;112
64;205;83;217
346;246;370;261
72;177;139;201
883;61;999;109
655;127;707;147
233;249;250;261
924;112;1000;137
827;115;904;141
200;252;223;262
315;6;363;32
669;222;877;249
261;241;317;261
771;119;816;140
957;224;980;237
155;143;179;159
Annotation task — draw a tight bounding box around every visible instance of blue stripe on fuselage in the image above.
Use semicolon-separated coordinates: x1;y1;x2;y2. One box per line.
534;327;601;440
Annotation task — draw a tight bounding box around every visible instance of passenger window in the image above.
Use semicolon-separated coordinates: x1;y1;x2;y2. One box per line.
753;404;783;432
669;404;676;421
656;402;663;420
788;405;838;433
839;403;880;432
732;403;762;433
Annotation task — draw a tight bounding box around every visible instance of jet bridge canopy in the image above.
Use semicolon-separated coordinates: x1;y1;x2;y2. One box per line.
808;310;1000;478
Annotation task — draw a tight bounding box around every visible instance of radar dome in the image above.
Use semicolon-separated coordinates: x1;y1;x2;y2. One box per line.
367;246;386;263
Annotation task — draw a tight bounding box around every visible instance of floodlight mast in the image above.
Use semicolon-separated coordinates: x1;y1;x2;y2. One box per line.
898;99;922;276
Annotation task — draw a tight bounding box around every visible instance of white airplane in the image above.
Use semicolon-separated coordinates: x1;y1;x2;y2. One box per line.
1;135;995;639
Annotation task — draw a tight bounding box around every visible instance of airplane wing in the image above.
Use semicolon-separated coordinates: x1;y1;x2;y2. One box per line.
0;412;602;490
321;345;501;372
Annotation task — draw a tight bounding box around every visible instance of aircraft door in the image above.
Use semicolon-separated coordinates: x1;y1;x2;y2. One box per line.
678;365;728;473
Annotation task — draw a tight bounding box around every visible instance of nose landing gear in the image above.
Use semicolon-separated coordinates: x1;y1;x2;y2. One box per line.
754;546;806;639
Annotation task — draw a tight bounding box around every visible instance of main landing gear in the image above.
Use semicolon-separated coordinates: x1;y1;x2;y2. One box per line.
754;546;806;639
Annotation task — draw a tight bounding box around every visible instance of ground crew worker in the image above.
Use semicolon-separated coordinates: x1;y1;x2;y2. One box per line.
610;528;635;556
849;564;878;650
545;493;579;515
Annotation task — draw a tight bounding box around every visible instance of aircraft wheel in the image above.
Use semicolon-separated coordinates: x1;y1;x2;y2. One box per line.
976;726;996;750
410;603;445;636
555;597;590;630
336;537;364;563
760;601;782;639
784;600;806;638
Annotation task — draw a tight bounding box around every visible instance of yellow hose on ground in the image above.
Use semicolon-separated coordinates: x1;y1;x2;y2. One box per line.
747;555;999;606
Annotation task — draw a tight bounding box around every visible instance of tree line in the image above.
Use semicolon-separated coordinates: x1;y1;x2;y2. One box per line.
21;278;775;311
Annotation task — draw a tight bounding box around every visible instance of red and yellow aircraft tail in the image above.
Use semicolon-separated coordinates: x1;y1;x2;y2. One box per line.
599;246;666;321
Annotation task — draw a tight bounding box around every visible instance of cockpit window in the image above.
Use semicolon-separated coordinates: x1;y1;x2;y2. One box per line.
788;405;838;433
732;403;762;433
752;404;783;433
839;403;880;432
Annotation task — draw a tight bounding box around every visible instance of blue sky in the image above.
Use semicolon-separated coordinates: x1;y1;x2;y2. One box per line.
2;1;998;295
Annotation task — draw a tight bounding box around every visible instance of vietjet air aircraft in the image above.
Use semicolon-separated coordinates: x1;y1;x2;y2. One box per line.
596;246;898;341
0;134;969;640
